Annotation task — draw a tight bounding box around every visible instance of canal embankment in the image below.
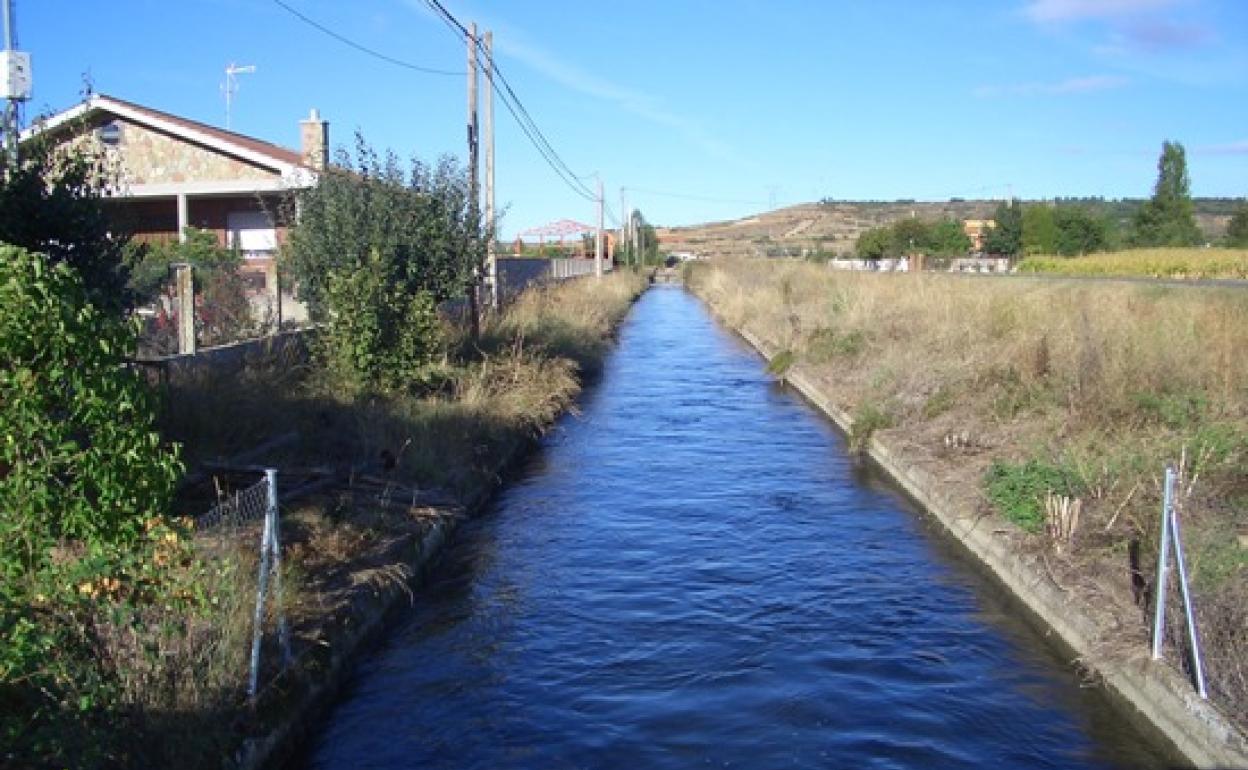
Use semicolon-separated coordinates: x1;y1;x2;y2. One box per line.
686;258;1248;769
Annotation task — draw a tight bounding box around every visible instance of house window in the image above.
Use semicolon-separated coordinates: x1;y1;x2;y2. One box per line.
227;210;277;259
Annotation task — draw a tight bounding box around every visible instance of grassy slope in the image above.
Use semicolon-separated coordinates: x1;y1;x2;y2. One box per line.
687;259;1247;728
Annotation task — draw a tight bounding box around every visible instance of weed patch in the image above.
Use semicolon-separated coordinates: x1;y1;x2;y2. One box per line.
984;459;1082;533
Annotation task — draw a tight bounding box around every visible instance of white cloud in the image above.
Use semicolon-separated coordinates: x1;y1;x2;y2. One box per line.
1023;0;1182;23
974;74;1130;97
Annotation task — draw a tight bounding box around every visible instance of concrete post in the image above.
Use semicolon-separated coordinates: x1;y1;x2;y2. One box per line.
174;263;196;355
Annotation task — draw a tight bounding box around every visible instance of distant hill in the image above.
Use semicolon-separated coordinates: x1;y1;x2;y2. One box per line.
657;198;1243;258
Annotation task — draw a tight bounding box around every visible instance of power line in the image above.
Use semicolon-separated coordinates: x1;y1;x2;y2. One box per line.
423;0;598;202
270;0;462;77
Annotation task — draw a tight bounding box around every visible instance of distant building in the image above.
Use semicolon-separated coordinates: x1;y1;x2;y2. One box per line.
963;219;996;253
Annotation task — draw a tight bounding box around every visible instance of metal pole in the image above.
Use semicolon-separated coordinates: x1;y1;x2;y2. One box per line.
483;30;497;309
266;469;293;668
247;493;275;700
1168;493;1208;698
466;22;480;338
1151;466;1174;659
3;0;17;161
595;177;604;278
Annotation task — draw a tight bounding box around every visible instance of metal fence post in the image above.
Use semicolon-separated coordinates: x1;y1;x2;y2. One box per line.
1169;488;1209;699
267;468;293;667
1151;466;1174;660
247;491;275;700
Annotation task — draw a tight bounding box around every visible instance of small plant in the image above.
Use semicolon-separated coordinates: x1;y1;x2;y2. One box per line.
984;459;1081;533
766;349;796;377
805;326;865;362
849;401;894;451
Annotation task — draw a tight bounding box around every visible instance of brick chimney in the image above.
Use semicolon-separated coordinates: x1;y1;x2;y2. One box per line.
299;108;329;170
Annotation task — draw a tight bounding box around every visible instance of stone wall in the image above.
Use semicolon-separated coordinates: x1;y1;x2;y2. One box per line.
113;118;275;185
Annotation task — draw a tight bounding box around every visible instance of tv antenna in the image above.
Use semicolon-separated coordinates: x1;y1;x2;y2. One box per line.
223;62;256;130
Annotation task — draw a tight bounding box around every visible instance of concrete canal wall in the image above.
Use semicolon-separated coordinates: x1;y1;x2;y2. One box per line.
725;321;1248;770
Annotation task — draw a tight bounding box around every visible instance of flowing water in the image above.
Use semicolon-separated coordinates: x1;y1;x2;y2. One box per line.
301;286;1168;769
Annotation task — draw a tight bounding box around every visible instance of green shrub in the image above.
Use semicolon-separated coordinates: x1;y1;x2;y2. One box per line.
984;459;1081;532
766;349;796;376
850;401;894;451
0;244;187;764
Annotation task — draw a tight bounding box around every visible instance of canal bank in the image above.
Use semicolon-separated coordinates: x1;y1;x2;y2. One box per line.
300;286;1175;769
228;274;648;770
686;271;1248;769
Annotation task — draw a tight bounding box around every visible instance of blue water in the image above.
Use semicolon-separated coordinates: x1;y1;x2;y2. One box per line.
301;286;1166;769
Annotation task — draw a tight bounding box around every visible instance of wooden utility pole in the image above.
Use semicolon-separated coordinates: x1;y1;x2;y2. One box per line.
483;30;497;309
594;177;604;278
619;187;627;268
466;22;480;338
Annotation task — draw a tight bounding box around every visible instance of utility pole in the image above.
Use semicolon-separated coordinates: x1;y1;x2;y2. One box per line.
619;187;627;268
483;30;497;309
594;176;604;278
466;22;480;338
2;0;32;162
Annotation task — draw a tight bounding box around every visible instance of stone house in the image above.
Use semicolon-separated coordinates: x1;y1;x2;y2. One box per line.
23;93;328;319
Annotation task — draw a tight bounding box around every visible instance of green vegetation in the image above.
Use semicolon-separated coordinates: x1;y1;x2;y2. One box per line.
1226;203;1248;248
984;199;1022;256
0;245;189;765
284;135;484;392
1131;140;1203;247
129;227;258;351
849;401;894;451
855;216;971;259
984;459;1080;532
0;129;132;312
619;208;661;266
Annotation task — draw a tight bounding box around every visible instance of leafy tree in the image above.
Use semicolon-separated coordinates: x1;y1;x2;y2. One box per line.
1131;140;1202;247
0;131;133;313
1225;203;1248;247
855;226;892;259
925;218;973;256
0;244;186;762
1022;204;1058;255
1053;206;1110;256
890;217;931;255
285;135;485;391
984;199;1023;256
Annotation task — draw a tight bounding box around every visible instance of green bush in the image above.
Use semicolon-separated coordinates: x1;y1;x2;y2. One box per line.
849;401;894;451
984;459;1081;532
0;244;187;763
319;248;443;393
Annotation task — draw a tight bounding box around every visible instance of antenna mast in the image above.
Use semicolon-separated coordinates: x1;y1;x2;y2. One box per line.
223;62;256;130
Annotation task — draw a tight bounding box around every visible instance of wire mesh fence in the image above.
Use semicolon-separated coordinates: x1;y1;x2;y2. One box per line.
196;469;293;698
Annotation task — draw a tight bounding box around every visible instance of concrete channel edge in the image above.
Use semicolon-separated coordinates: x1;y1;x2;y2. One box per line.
731;324;1248;770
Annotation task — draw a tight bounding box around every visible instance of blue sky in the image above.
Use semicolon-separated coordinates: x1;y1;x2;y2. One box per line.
17;0;1248;235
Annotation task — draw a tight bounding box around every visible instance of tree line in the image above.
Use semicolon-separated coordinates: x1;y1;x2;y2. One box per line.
854;141;1248;259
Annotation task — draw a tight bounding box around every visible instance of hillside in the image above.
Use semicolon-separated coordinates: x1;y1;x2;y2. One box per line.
657;199;1240;258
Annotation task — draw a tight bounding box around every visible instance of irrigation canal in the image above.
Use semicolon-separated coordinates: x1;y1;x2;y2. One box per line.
301;286;1167;769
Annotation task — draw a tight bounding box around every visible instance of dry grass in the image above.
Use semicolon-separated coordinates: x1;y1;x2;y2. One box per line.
689;258;1248;725
1018;247;1248;280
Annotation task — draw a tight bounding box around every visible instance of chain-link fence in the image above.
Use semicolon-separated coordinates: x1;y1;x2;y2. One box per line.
197;469;292;699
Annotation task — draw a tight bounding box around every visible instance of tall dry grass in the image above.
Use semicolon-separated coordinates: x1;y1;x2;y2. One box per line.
690;258;1248;723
